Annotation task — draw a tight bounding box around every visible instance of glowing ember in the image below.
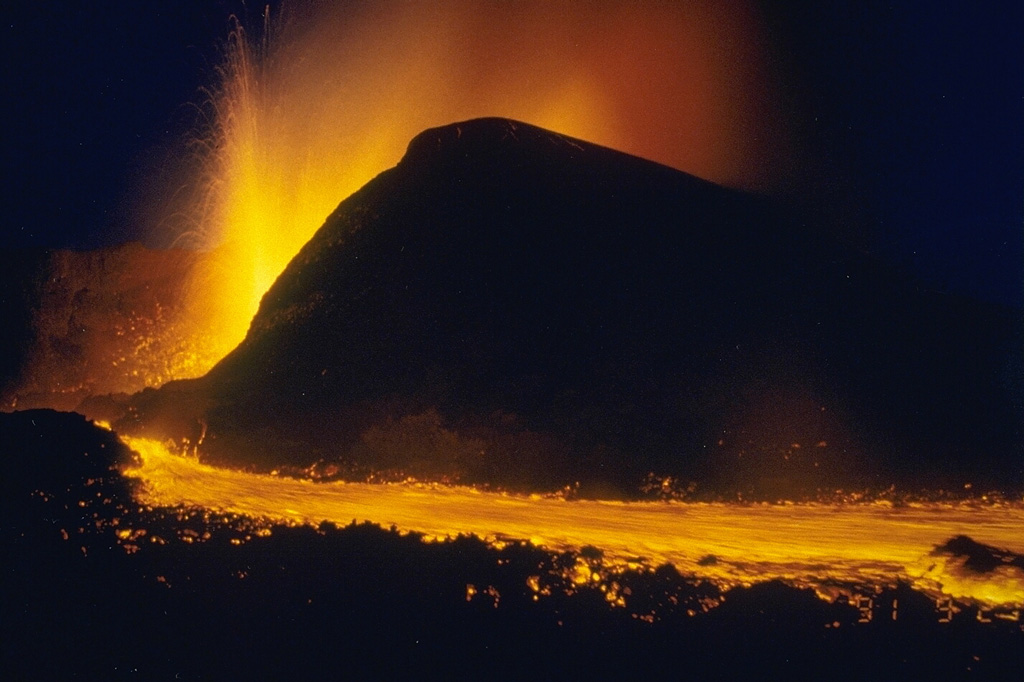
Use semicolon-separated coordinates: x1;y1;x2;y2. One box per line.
122;436;1024;610
162;1;790;375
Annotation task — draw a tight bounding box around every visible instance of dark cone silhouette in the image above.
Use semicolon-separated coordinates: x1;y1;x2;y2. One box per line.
117;118;1023;495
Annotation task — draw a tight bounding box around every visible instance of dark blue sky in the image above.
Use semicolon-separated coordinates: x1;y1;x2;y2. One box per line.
766;1;1024;309
4;2;221;245
3;0;1021;307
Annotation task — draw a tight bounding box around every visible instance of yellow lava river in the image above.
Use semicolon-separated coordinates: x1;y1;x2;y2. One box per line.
122;436;1024;611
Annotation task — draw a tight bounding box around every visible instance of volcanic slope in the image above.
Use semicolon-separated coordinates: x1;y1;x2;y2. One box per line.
119;118;1022;495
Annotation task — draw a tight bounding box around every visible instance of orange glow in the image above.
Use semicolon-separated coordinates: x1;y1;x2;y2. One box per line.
122;436;1024;610
160;1;790;376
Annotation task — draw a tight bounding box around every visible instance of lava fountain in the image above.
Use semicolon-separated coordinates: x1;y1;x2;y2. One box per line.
160;0;793;378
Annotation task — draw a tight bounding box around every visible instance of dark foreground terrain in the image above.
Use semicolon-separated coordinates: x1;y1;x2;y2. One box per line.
3;410;1021;680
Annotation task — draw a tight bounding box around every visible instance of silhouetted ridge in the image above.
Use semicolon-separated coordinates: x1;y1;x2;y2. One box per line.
117;118;1023;496
399;118;680;178
403;117;579;165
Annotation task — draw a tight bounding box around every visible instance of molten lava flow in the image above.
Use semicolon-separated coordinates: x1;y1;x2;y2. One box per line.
122;436;1024;610
156;1;791;377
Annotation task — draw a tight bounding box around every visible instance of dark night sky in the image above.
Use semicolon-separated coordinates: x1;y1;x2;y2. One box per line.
3;0;1022;307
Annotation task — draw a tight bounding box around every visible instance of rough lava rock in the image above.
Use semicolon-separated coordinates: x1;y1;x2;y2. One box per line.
0;243;210;410
116;118;1023;495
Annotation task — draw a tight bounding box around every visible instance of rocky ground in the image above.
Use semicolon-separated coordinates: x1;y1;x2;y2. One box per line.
3;410;1022;680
